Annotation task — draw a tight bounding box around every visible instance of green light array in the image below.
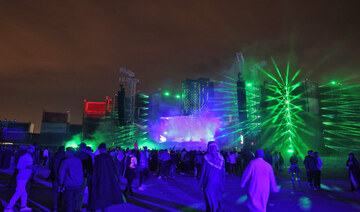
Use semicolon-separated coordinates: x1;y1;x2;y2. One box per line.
259;59;307;155
212;78;243;145
212;75;263;146
245;82;261;138
320;81;360;151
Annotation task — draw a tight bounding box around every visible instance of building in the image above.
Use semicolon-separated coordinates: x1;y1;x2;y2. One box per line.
40;111;71;145
0;120;34;144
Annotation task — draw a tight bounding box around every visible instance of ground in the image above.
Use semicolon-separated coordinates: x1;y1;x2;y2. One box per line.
0;167;359;212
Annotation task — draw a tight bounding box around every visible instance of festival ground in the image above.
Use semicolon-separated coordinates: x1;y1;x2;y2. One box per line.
0;167;359;212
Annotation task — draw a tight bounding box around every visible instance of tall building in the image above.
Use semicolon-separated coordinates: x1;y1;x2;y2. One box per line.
182;78;214;115
40;111;71;145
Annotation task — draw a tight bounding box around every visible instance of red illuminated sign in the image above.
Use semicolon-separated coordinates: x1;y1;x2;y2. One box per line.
84;96;113;118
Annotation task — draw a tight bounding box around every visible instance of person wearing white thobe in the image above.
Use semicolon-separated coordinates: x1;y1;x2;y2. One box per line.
241;149;279;212
6;146;35;211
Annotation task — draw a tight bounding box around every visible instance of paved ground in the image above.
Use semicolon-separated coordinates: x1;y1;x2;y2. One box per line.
0;167;360;212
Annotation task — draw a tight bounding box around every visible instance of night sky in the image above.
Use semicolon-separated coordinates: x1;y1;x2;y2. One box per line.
0;0;359;132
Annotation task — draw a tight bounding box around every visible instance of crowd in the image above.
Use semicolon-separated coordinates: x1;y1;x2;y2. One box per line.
0;143;360;212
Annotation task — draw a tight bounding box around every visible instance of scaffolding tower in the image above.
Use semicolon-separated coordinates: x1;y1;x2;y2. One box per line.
119;67;139;124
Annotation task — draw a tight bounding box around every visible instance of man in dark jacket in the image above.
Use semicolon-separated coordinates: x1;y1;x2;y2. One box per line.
89;143;125;210
303;150;318;190
49;146;66;212
74;142;93;211
59;147;83;212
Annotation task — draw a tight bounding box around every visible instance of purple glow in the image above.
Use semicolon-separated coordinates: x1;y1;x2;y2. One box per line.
155;112;220;142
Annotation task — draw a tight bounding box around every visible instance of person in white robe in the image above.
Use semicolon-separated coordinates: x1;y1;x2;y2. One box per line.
241;149;279;212
5;146;35;212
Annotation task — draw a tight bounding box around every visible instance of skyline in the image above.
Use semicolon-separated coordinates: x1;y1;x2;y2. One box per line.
0;1;359;132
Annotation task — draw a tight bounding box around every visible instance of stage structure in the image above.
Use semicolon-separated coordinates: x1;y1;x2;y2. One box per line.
257;59;325;156
244;60;267;147
113;68;140;146
212;79;240;150
146;79;218;150
148;90;182;145
134;93;150;144
211;52;260;150
182;78;214;116
157;114;220;142
236;52;247;138
119;67;139;124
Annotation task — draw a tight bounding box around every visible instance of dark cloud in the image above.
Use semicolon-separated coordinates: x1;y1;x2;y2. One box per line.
0;0;359;131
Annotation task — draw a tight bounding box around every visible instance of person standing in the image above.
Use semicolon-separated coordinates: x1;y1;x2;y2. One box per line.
116;149;125;178
225;152;231;174
229;152;237;176
314;152;323;190
241;149;279;212
74;143;93;211
303;150;317;190
159;149;171;179
89;143;125;210
5;146;35;212
279;152;284;172
123;149;138;196
183;150;191;176
49;146;66;212
1;146;12;169
264;150;273;166
155;150;162;178
194;151;204;179
274;152;279;173
138;147;149;190
346;153;360;191
42;148;49;166
199;142;225;212
235;152;243;175
58;147;83;212
169;150;179;178
180;149;187;175
289;153;300;181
